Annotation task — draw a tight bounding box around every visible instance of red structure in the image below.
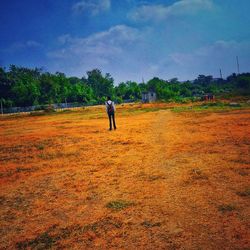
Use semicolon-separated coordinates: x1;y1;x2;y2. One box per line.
202;94;215;101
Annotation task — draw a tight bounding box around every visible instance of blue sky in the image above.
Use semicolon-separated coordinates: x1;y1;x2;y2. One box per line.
0;0;250;83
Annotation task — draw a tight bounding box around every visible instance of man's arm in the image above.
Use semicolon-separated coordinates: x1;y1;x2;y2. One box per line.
105;102;108;113
112;102;116;112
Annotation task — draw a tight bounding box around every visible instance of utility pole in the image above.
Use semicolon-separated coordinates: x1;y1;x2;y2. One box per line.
0;99;3;115
236;56;240;75
219;69;223;79
65;97;67;108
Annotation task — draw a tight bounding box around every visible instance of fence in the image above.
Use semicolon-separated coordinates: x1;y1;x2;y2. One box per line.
0;100;137;115
1;102;86;114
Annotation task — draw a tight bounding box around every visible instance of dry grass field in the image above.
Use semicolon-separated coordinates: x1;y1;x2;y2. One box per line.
0;102;250;249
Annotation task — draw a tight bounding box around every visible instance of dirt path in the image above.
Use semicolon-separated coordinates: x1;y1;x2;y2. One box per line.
145;110;249;249
108;109;250;249
156;110;249;249
0;108;249;249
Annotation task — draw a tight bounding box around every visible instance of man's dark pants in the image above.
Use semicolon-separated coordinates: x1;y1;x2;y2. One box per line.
108;112;116;130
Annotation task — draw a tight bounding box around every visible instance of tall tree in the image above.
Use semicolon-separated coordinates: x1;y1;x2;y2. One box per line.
87;69;114;99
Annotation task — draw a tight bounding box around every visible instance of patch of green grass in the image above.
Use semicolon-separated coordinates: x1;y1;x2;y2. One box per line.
138;107;160;112
141;221;161;228
218;204;236;213
36;144;45;150
203;102;225;107
106;200;134;211
171;106;193;113
16;217;123;249
172;101;248;113
16;231;56;250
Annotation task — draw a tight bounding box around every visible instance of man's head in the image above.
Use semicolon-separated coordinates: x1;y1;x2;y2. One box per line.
107;96;111;101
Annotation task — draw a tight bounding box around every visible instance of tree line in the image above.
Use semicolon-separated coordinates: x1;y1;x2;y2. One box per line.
0;65;250;107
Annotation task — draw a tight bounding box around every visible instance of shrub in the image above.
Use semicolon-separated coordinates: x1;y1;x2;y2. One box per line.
106;200;134;211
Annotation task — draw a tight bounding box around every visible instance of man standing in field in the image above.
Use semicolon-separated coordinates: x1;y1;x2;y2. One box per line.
105;96;117;131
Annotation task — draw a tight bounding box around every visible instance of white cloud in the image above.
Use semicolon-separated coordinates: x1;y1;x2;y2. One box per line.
47;27;250;83
47;25;142;77
49;25;140;59
128;0;214;22
72;0;110;15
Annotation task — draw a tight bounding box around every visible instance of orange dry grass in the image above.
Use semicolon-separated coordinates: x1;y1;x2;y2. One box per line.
0;103;249;249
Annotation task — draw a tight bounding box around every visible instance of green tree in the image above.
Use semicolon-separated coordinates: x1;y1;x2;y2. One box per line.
87;69;114;100
0;67;12;105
